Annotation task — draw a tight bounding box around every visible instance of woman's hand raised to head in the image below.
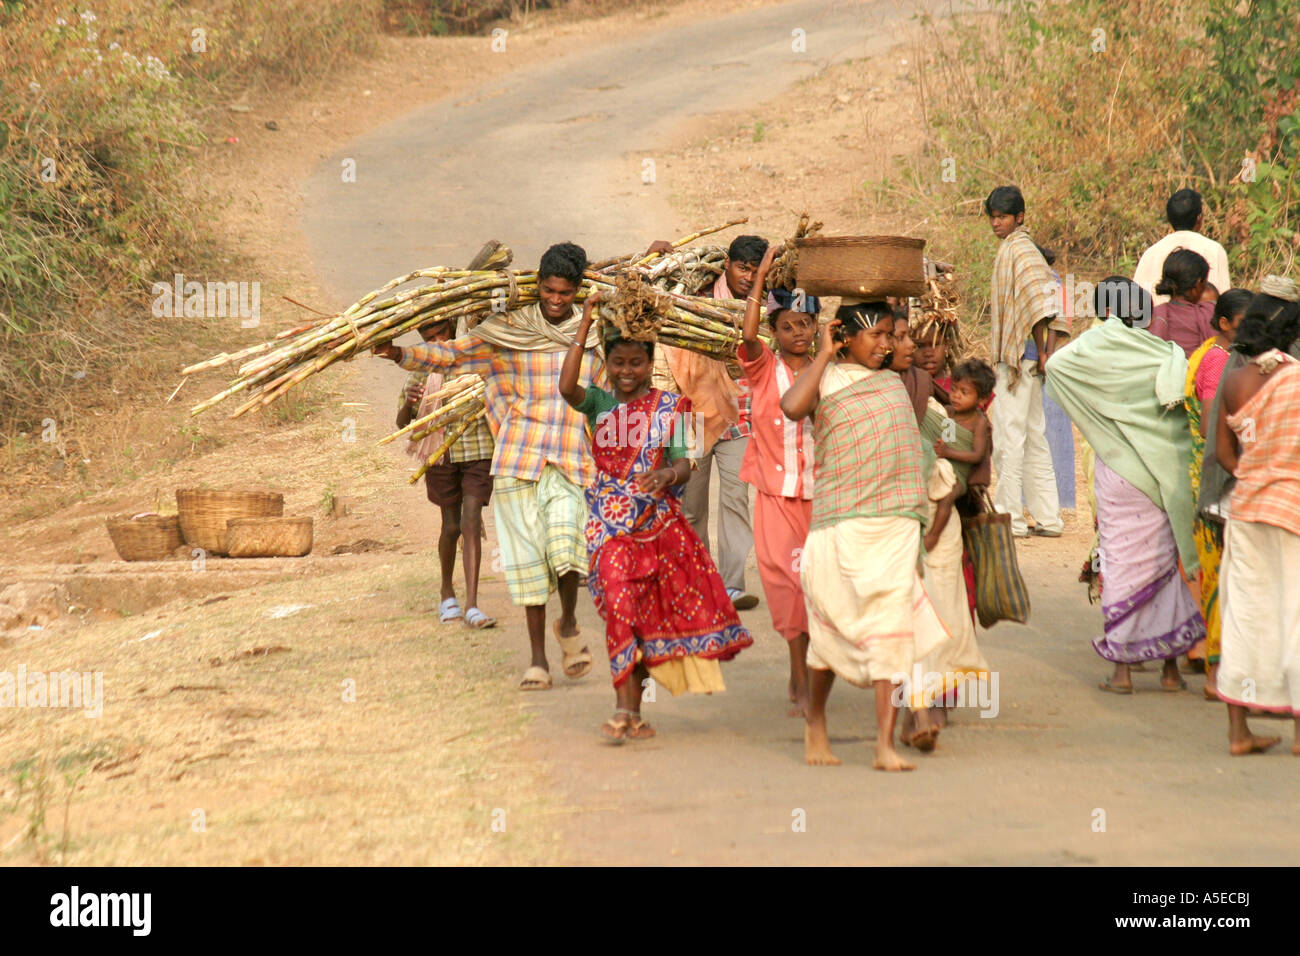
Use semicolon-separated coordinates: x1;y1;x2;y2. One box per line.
372;343;401;361
819;317;842;356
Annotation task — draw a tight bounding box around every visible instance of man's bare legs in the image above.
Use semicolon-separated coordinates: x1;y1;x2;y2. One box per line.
874;679;915;771
524;604;550;673
787;633;810;718
556;570;580;639
1227;703;1281;755
523;570;582;674
804;667;839;765
437;504;462;603
461;494;487;612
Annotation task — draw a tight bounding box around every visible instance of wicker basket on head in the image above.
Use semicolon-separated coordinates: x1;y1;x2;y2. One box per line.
224;516;313;558
106;513;183;561
793;235;927;299
175;489;284;555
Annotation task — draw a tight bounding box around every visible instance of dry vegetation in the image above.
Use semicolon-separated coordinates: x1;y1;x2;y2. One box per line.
667;0;1298;339
0;557;560;865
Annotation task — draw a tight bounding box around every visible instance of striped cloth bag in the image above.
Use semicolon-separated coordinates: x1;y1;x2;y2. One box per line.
960;490;1031;627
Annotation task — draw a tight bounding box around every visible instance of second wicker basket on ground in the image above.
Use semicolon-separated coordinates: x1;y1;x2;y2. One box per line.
224;516;313;558
105;514;183;561
793;235;927;299
175;489;284;555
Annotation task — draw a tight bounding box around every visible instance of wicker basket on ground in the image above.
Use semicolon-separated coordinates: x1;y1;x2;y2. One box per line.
175;489;284;555
224;516;313;558
793;235;927;299
106;513;183;561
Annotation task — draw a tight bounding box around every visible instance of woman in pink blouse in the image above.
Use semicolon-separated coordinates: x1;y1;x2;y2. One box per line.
738;247;819;718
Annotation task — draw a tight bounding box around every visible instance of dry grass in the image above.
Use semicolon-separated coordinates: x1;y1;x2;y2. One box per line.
0;558;562;865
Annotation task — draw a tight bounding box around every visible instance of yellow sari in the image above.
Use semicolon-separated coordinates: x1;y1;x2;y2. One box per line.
1185;337;1227;663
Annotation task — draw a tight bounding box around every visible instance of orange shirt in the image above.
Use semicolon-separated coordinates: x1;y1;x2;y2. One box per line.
737;341;814;499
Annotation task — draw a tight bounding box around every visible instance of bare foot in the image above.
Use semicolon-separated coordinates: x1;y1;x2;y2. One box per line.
873;744;916;772
932;706;949;730
1229;733;1281;755
804;722;840;766
900;709;937;752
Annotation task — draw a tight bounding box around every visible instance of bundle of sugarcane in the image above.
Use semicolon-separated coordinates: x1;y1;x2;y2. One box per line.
766;213;824;291
377;375;485;450
374;375;488;484
184;222;752;419
184;269;543;418
911;267;985;362
640;246;727;295
599;272;756;358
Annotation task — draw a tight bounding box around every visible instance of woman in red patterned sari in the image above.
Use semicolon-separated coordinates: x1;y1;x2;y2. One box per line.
559;294;752;742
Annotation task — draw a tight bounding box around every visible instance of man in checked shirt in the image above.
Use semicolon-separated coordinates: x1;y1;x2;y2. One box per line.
374;243;603;691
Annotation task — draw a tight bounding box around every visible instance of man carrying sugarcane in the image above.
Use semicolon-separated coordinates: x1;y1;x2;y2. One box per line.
373;242;603;690
652;234;767;611
397;318;496;629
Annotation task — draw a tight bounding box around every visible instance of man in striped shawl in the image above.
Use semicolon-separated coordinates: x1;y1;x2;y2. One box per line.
986;185;1069;538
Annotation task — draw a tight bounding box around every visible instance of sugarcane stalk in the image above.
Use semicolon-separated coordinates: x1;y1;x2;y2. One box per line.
408;412;483;485
378;382;486;445
407;396;487;444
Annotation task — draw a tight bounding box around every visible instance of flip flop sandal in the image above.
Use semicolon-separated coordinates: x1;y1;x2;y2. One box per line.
518;666;552;691
439;597;463;623
601;708;633;744
553;621;592;679
464;607;497;629
1098;679;1134;695
625;716;657;740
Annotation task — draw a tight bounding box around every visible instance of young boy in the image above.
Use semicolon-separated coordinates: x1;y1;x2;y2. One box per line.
374;242;602;690
652;234;767;611
398;318;496;628
985;185;1068;538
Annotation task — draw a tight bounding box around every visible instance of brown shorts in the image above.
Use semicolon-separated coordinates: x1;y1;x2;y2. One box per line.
424;458;493;508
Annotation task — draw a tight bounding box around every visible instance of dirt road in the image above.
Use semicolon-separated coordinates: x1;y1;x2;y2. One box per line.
299;0;1300;865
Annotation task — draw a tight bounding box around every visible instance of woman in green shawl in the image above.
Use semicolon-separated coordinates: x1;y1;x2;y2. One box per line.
1045;278;1205;694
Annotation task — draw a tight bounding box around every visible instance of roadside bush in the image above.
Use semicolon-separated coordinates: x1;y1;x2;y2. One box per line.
0;1;380;433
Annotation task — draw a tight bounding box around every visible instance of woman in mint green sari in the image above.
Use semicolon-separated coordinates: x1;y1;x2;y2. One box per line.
1045;278;1205;694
